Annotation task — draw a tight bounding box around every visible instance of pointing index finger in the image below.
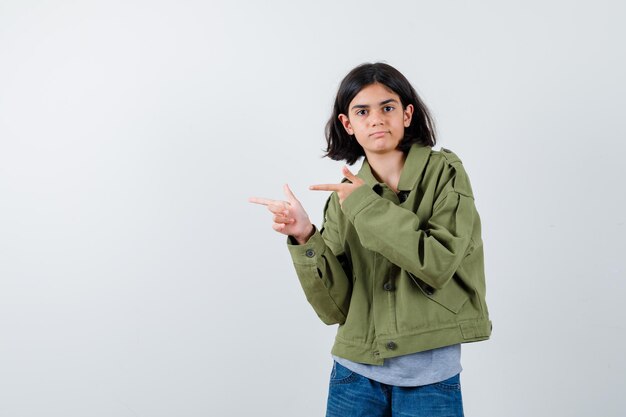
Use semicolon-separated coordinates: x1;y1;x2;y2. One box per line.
249;197;289;208
248;197;274;206
309;183;341;192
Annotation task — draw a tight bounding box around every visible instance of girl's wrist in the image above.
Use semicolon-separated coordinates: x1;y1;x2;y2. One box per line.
294;224;315;245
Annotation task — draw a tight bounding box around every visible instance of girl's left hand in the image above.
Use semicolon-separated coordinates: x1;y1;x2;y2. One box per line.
310;166;365;205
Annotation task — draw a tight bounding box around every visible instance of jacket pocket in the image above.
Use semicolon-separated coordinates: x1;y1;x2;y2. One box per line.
408;272;469;314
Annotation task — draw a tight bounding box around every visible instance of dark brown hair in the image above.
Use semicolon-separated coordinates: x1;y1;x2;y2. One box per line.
324;63;437;165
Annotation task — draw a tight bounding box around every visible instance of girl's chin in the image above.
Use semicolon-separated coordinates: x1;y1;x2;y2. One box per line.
366;141;400;153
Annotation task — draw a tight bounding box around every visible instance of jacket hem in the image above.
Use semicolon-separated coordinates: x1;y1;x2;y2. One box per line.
331;318;492;365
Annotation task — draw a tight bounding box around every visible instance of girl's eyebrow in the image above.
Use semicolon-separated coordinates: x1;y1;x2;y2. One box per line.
351;98;399;111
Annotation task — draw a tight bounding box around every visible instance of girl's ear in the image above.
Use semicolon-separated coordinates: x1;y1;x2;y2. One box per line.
338;114;354;135
403;104;414;127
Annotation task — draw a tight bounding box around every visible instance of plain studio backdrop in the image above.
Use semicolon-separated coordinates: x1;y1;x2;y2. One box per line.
1;1;624;416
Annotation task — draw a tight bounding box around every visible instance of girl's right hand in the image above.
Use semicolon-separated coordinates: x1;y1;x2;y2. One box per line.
249;184;315;245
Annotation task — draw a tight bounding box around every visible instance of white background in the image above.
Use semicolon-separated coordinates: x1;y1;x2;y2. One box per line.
1;1;625;416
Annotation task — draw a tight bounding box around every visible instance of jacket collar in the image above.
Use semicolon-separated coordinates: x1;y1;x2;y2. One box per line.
356;143;431;191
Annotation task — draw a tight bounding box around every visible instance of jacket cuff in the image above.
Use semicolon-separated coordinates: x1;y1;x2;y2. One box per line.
287;225;326;266
341;184;380;223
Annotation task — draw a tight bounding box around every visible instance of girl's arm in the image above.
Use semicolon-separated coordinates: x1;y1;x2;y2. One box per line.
343;189;475;290
286;192;352;325
250;186;352;325
337;162;479;291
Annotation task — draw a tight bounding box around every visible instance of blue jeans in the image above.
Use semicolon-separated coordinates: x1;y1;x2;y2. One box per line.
326;361;464;417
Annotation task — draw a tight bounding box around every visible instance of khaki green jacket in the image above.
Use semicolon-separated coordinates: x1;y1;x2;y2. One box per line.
287;143;491;365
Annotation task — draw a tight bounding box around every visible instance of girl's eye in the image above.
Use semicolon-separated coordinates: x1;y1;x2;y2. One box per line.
383;106;395;112
356;109;367;116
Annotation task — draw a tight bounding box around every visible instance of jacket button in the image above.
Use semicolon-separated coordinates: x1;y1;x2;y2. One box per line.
383;282;394;291
305;249;315;258
398;191;409;203
386;341;397;350
423;284;435;295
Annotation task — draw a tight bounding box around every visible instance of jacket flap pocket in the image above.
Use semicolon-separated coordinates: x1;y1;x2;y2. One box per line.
408;272;469;314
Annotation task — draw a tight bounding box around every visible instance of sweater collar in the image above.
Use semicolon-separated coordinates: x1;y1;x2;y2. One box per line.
356;143;431;191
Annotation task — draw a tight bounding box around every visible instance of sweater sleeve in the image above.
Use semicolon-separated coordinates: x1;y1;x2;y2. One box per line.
286;193;352;325
340;183;476;291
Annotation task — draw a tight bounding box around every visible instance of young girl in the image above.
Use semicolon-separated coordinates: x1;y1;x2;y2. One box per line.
250;63;491;417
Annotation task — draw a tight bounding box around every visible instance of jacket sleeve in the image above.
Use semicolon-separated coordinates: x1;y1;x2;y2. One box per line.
286;193;352;325
340;175;477;291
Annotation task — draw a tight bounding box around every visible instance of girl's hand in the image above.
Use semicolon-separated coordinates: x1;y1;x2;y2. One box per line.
309;166;364;205
249;184;315;244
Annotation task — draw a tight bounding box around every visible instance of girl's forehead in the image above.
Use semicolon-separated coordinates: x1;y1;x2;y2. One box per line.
351;83;400;103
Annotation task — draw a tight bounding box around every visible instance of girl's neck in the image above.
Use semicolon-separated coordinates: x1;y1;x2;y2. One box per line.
365;149;406;193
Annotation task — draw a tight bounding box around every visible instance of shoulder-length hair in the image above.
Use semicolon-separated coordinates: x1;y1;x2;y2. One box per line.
324;63;437;165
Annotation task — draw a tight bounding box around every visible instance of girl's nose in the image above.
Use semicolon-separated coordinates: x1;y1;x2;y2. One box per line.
370;111;384;126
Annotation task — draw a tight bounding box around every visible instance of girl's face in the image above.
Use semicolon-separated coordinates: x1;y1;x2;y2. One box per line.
338;83;413;158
